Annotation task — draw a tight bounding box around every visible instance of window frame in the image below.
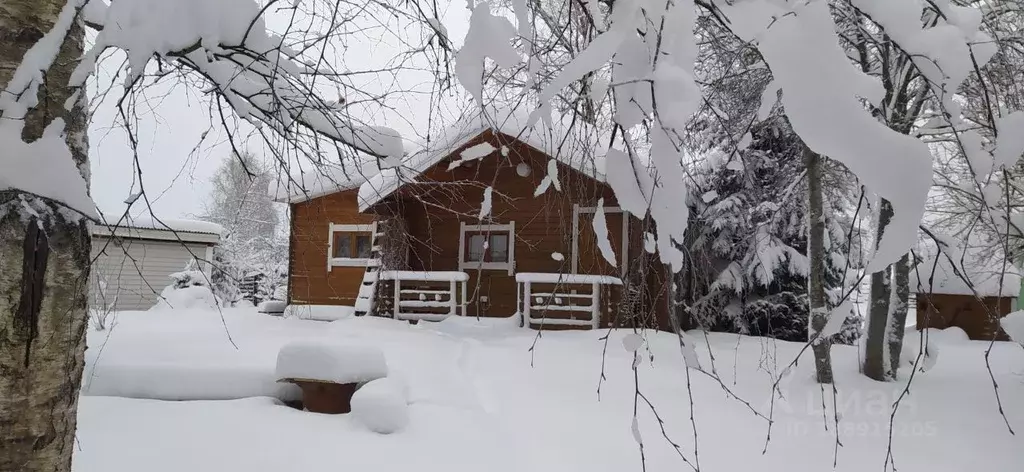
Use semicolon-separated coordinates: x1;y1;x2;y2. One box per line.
327;223;377;269
459;222;515;274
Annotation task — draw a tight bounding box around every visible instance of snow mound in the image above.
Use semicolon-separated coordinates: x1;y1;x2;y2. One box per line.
435;313;522;332
275;341;387;384
83;363;301;401
285;304;355;321
918;327;970;344
1001;310;1024;344
151;285;218;311
351;378;410;434
901;331;939;373
258;300;287;315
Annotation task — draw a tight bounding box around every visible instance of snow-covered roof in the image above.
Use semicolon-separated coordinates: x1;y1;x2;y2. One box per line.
92;214;225;239
270;158;389;204
357;105;608;211
911;248;1020;298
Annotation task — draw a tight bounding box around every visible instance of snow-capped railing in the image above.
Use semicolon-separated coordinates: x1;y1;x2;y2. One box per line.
379;271;468;322
515;273;622;329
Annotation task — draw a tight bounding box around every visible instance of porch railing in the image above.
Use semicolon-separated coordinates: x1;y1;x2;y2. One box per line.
515;273;622;329
379;271;468;322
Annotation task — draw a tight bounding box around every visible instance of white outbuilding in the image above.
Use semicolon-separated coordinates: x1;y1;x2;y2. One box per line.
89;216;223;311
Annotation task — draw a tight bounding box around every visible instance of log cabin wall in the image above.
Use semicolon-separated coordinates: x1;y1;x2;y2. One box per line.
288;189;378;305
915;293;1014;341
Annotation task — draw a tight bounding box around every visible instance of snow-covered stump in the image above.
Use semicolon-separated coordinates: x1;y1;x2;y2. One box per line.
275;341;387;414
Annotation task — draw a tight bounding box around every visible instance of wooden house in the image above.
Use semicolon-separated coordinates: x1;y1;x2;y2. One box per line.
912;253;1019;341
275;109;672;330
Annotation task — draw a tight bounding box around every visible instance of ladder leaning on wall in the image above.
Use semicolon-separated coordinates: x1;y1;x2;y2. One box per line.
353;219;386;316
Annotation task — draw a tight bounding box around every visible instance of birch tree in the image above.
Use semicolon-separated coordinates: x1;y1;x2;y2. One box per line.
805;146;833;383
0;1;90;469
0;1;441;470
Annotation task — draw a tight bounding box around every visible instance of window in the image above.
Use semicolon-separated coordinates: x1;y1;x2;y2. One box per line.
328;223;375;268
333;232;373;258
460;222;514;274
465;232;509;263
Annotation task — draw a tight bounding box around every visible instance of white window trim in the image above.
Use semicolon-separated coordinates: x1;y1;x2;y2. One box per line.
328;222;377;271
572;205;629;278
459;222;515;275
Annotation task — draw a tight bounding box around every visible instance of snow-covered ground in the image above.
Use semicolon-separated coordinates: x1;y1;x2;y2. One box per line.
76;309;1024;471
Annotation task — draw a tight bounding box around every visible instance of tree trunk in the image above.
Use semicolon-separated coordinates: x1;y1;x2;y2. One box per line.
888;253;910;372
805;146;833;384
863;200;909;381
864;200;893;380
0;1;91;471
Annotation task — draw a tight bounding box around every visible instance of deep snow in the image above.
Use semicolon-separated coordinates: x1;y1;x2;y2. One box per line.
76;309;1024;472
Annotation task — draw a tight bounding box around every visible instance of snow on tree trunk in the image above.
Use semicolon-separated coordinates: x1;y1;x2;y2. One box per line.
805;146;833;384
0;1;91;470
864;200;909;381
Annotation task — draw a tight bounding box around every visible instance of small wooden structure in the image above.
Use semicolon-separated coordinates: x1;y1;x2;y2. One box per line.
912;254;1019;341
276;108;672;330
285;379;359;414
915;294;1014;341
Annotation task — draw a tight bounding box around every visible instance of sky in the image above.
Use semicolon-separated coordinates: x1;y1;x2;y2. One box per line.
88;1;472;221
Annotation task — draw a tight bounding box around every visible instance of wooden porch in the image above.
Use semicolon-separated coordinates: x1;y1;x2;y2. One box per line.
369;269;623;329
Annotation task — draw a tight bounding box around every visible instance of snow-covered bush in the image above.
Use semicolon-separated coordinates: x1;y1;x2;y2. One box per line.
351;378;410;434
151;285;218;311
90;278;117;330
275;341;387;384
169;270;210;289
151;267;218;310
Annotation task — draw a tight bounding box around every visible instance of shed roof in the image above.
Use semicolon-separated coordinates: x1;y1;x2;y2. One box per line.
91;214;223;244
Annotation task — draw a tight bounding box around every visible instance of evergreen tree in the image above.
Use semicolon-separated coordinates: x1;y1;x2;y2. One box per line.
685;121;862;344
